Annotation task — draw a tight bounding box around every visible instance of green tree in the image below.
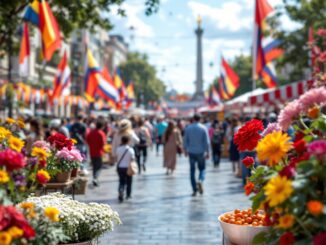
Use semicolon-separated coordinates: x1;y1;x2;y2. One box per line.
119;52;166;107
271;0;326;82
0;0;159;52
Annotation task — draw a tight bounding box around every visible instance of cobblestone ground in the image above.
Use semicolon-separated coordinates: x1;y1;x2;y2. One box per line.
77;149;250;245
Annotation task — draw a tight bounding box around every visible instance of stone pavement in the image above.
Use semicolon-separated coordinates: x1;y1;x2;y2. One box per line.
77;149;250;245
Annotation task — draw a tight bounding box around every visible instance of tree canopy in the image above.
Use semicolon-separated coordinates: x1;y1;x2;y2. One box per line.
119;52;166;107
271;0;326;82
0;0;160;53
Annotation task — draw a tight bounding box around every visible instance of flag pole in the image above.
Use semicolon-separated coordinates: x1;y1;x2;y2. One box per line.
252;0;257;92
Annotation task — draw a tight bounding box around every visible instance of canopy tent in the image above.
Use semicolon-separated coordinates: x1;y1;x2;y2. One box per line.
197;104;224;113
224;88;271;112
249;80;312;106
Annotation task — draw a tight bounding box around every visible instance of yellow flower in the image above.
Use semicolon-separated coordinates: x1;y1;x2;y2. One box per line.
0;232;12;245
256;131;292;166
44;207;60;222
71;138;77;145
278;214;295;229
17;120;25;129
20;202;35;210
28;210;37;219
0;170;9;184
0;127;12;141
6;118;15;124
7;226;23;239
265;175;293;207
31;147;49;160
8;136;25;152
104;144;111;153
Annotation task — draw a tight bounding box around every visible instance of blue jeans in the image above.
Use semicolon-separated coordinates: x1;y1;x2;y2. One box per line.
189;153;206;192
240;151;256;186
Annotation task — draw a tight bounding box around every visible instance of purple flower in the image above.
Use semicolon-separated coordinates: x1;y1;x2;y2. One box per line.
27;157;38;167
308;140;326;160
262;123;282;137
13;174;26;187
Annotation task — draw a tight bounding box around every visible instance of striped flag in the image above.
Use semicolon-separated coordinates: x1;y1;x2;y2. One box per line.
51;50;71;103
97;67;120;106
23;0;61;61
125;82;135;108
84;48;101;102
253;0;283;88
19;23;30;77
219;57;239;100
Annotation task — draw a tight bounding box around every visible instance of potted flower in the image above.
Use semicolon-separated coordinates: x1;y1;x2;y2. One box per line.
232;86;326;245
26;193;121;244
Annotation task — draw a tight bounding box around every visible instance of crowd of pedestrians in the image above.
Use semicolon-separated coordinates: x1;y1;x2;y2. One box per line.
15;111;279;202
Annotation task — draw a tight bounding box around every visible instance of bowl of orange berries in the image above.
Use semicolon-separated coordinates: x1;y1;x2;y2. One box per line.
218;208;270;245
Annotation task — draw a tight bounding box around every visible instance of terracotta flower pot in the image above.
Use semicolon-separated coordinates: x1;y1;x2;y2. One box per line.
56;171;71;183
71;168;78;178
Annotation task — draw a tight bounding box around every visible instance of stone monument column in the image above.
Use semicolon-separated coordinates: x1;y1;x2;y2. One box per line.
194;15;204;100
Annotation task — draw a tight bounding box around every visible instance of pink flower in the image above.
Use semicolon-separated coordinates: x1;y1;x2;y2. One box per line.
308;140;326;160
318;51;326;63
314;232;326;245
277;100;302;130
262;123;282;137
299;87;326;112
32;141;50;152
56;147;83;162
316;29;326;37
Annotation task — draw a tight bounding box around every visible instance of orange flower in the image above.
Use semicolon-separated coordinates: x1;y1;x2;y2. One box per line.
307;200;324;216
307;106;320;119
244;182;255;196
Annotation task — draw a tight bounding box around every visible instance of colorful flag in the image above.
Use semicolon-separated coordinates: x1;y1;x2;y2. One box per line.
114;68;126;100
23;0;61;61
84;48;101;102
51;50;71;103
125;82;135;108
19;23;30;77
218;77;230;100
97;67;120;105
210;85;221;105
23;0;39;26
253;0;282;88
220;57;239;98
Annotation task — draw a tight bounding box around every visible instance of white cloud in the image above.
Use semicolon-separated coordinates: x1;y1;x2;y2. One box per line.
188;1;252;32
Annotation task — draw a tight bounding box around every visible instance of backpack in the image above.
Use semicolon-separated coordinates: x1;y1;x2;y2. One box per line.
212;132;221;145
138;129;147;146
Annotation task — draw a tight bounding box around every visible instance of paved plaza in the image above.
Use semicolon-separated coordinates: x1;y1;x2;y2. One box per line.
78;150;250;245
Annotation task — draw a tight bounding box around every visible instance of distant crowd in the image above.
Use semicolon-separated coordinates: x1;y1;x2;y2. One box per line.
9;111;281;202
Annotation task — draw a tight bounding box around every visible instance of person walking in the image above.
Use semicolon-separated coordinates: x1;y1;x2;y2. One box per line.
25;119;44;154
183;114;210;196
112;119;139;163
70;115;88;175
86;119;106;187
228;118;241;177
155;116;168;156
135;118;151;174
116;135;135;202
210;123;222;168
163;121;183;175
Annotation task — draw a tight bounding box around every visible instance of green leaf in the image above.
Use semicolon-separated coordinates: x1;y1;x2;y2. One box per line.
252;191;265;212
252;231;268;245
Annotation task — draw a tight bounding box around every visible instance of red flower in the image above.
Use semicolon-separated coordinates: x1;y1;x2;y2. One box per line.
36;170;50;184
0;206;35;239
280;232;295;245
294;131;305;141
314;232;326;245
39;160;47;168
234;119;264;151
48;133;72;150
242;156;255;168
0;149;26;171
264;214;273;226
289;152;310;167
244;182;255;196
293;139;306;153
279;165;296;179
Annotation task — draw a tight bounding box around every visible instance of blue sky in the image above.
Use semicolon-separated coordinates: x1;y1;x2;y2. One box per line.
110;0;300;94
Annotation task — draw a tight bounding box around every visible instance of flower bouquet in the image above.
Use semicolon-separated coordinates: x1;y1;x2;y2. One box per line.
236;87;326;244
26;193;121;244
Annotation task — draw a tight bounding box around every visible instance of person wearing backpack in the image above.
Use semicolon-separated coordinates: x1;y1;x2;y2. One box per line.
116;135;135;202
135;118;152;174
210;123;222;168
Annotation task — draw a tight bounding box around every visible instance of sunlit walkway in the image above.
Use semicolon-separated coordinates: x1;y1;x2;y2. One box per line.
78;150;249;245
